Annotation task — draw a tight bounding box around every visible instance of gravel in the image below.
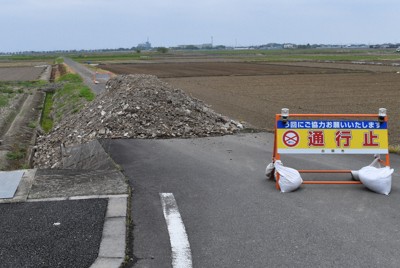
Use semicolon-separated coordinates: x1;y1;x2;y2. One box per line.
33;74;244;168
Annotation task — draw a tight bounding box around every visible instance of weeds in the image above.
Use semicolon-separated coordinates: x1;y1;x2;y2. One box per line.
28;121;37;128
6;148;26;160
389;145;400;154
0;95;9;107
5;144;29;170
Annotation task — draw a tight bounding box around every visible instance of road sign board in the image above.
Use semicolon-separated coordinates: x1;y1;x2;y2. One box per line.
277;120;388;154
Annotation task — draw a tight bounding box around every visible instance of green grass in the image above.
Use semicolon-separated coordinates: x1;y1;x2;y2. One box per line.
79;86;95;101
55;57;64;64
0;82;24;107
55;82;94;102
254;53;400;62
0;81;47;108
40;92;54;133
47;73;96;126
0;80;46;89
0;54;56;61
194;48;400;62
71;52;143;62
57;73;83;83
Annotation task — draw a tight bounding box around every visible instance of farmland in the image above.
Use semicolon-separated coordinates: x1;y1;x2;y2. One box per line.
1;48;399;170
0;58;54;170
0;66;46;81
99;54;400;146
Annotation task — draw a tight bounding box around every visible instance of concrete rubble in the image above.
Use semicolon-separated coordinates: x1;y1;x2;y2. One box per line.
33;74;244;168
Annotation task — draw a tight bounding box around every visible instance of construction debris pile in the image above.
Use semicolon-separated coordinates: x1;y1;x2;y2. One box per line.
34;74;243;168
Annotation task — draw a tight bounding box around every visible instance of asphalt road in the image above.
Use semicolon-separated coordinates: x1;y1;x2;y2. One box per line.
0;199;107;268
62;57;105;95
104;133;400;268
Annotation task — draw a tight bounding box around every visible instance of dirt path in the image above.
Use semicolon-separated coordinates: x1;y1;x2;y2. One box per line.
63;57;106;95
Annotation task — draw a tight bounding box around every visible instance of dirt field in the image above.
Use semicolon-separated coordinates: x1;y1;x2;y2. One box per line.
101;61;400;145
0;66;46;81
100;62;368;78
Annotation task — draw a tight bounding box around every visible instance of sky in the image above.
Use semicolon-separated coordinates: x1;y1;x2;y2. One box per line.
1;0;399;52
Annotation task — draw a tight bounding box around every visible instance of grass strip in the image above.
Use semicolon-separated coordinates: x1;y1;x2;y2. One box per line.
41;92;54;133
47;73;96;126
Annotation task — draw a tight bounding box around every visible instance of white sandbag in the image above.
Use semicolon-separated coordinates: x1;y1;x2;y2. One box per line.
274;160;303;193
265;162;275;180
359;165;393;195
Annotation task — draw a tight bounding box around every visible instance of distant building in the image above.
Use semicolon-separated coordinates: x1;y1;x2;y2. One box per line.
199;43;213;49
283;43;297;49
137;40;152;50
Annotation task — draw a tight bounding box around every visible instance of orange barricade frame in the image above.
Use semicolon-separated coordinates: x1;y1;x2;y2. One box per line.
272;109;390;190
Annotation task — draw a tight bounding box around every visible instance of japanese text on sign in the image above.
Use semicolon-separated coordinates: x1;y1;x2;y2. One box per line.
277;120;387;130
277;120;388;154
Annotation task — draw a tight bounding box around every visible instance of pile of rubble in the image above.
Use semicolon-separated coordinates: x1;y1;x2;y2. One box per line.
34;74;244;168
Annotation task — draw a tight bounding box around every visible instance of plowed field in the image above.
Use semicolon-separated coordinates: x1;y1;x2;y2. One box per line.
0;66;45;81
101;62;400;145
100;62;367;78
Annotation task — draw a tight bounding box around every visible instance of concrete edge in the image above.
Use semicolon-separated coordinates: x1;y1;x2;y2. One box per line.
25;194;129;202
0;169;36;204
39;65;52;81
90;196;128;268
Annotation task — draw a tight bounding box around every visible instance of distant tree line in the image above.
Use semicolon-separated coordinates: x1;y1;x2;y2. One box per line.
1;43;400;55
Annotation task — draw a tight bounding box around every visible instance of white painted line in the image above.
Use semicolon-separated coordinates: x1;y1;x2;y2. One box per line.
160;193;193;268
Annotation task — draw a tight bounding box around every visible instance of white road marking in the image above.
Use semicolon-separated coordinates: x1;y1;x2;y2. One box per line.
160;193;193;268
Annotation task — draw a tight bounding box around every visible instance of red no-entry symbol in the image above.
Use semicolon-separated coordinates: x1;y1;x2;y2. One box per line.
283;130;299;147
